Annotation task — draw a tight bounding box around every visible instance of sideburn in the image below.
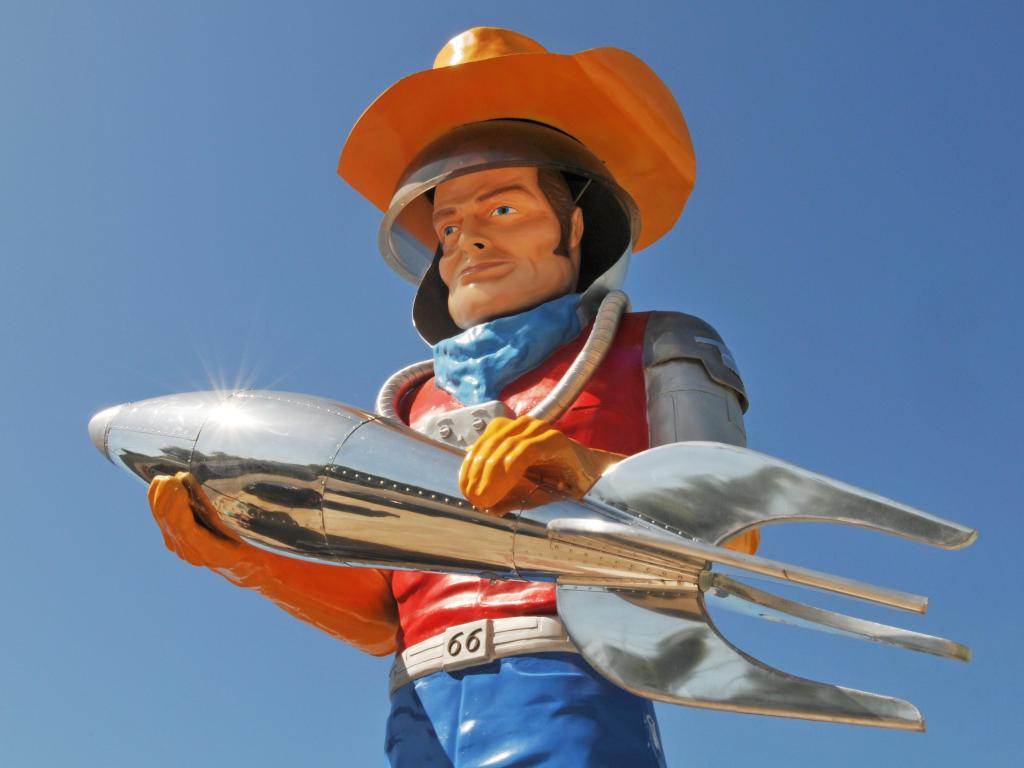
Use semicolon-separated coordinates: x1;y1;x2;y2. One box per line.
536;169;576;258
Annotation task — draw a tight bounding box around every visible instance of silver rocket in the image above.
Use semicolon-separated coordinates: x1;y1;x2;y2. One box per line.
89;389;975;731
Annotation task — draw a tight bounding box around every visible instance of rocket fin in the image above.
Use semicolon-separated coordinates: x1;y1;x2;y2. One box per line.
705;574;970;662
555;441;976;727
556;583;925;730
586;441;976;550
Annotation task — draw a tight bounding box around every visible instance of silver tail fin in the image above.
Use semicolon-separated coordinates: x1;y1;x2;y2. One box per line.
549;441;976;730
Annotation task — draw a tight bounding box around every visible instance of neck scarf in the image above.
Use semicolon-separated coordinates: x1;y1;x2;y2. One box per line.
432;294;583;406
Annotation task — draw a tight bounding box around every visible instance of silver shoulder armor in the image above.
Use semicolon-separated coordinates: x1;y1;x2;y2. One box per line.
643;311;748;410
643;311;748;448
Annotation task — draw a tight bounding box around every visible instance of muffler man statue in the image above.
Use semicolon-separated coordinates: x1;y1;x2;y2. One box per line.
148;27;752;765
120;26;973;767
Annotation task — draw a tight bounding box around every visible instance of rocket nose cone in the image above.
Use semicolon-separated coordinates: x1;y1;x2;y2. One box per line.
88;405;122;459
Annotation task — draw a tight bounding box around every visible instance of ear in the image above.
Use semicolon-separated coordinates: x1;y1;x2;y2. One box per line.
568;206;584;273
570;206;584;250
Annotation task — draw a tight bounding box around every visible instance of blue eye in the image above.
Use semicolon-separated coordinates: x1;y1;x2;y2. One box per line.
492;205;516;216
442;225;459;238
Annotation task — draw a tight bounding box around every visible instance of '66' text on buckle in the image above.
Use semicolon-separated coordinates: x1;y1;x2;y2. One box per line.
442;619;493;671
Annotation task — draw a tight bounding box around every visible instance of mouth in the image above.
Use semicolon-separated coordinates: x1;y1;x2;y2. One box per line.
458;260;513;283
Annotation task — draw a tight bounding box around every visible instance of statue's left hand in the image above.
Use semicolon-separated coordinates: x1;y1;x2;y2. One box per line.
459;415;623;514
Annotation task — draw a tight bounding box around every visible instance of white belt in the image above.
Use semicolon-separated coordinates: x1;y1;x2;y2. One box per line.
388;615;576;695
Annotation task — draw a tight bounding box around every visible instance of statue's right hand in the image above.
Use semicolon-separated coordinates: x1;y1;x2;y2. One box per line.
147;472;252;572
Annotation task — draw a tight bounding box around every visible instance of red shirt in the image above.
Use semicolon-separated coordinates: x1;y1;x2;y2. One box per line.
391;313;652;650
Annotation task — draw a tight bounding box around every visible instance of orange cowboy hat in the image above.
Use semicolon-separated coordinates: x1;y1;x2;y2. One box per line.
338;27;696;267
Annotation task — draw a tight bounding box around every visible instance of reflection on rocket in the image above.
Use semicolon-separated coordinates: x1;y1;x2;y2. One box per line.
89;389;976;731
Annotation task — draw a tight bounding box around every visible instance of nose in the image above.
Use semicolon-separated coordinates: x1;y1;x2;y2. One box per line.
458;220;490;253
461;234;489;252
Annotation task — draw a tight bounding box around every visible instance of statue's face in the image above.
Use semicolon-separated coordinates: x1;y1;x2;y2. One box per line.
434;166;583;329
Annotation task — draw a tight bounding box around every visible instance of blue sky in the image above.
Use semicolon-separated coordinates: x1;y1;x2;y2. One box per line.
2;1;1021;765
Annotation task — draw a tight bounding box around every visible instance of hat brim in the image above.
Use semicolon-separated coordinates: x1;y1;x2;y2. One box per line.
339;47;695;252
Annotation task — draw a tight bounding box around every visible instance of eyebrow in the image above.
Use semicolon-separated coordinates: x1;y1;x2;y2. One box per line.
432;183;537;225
477;183;536;204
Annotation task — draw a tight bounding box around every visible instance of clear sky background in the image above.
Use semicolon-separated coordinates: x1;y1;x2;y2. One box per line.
2;2;1021;766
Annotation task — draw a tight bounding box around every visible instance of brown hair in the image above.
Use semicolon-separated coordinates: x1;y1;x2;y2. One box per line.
536;169;576;257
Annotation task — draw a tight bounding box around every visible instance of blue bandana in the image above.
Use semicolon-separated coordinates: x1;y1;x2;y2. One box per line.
432;294;583;406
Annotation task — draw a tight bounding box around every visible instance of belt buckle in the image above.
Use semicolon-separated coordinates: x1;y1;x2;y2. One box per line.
442;618;494;672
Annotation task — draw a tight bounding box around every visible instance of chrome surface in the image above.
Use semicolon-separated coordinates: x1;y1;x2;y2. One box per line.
551;441;975;729
705;574;970;662
514;494;683;584
588;441;976;550
527;290;629;424
193;392;370;558
320;414;514;574
320;414;684;582
415;400;514;449
556;585;925;730
548;518;928;613
88;404;121;455
375;359;433;420
90;390;685;582
95;391;232;483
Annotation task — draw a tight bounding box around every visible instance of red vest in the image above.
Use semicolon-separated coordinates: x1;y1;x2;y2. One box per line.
392;312;652;650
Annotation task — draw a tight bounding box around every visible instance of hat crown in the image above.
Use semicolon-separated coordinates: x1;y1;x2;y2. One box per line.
433;27;547;69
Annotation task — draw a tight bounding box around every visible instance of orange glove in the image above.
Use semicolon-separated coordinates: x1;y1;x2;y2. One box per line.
722;529;760;555
148;473;398;655
459;415;623;515
458;416;761;554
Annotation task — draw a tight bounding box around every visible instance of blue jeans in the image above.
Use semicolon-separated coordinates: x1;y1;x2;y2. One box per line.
385;652;667;767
